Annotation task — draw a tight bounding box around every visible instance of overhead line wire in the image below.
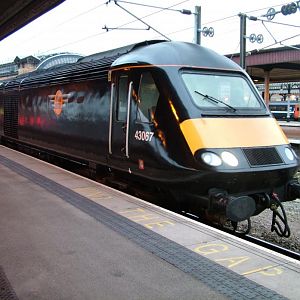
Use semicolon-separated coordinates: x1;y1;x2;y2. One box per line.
163;2;290;37
13;1;108;50
104;0;189;31
34;1;295;54
110;0;190;14
257;18;300;28
55;1;108;28
113;1;171;40
41;0;189;54
255;33;300;51
163;2;299;45
13;1;300;57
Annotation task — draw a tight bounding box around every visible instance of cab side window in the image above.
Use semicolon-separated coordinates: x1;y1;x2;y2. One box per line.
136;72;159;123
117;75;128;121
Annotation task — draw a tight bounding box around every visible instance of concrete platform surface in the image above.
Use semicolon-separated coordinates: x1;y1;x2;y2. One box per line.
0;155;223;300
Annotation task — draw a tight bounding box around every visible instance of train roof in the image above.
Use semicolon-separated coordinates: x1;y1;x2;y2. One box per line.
79;40;163;63
1;40;241;91
112;41;241;71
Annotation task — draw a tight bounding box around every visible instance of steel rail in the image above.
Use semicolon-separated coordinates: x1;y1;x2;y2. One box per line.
244;234;300;260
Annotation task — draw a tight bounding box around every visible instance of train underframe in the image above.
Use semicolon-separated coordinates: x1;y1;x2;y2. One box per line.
171;170;300;238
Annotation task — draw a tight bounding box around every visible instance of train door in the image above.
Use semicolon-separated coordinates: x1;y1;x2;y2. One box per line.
129;71;160;173
108;69;160;172
108;72;133;164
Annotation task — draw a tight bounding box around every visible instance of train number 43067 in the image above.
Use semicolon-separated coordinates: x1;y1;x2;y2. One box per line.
134;130;154;142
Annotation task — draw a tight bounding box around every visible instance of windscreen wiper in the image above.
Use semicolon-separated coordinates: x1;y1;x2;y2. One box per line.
194;90;237;112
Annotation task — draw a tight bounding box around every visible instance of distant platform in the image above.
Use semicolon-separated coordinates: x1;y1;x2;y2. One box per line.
278;121;300;127
290;139;300;145
279;121;300;146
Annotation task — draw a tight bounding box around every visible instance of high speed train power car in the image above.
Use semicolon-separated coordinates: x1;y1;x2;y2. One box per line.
1;40;299;236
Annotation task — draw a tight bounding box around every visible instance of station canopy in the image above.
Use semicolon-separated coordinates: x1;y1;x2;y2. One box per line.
229;44;300;83
0;0;64;42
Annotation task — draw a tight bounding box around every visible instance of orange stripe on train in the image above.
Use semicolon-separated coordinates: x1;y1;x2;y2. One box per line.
180;117;289;154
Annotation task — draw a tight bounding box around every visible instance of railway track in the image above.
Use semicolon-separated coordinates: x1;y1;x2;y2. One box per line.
180;211;300;260
207;220;300;260
244;235;300;260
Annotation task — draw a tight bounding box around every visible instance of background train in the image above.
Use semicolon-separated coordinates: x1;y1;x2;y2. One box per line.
269;101;299;121
1;40;299;236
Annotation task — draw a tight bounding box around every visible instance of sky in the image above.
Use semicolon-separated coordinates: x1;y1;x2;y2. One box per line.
0;0;299;63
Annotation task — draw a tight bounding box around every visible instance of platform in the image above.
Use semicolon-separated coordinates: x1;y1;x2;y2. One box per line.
278;121;300;127
0;145;300;300
279;121;300;145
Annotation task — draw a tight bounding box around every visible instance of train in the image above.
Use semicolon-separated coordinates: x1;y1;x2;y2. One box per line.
269;101;300;121
1;40;299;237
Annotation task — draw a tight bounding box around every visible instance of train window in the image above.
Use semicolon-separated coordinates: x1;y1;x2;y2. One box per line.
117;75;128;121
136;72;159;123
182;72;263;111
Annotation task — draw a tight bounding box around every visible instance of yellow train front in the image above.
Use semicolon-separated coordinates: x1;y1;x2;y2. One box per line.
110;41;300;236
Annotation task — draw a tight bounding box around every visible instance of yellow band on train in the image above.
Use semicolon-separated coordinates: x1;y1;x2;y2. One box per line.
180;117;289;154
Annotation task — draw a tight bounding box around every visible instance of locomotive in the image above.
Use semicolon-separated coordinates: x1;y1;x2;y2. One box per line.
1;40;299;236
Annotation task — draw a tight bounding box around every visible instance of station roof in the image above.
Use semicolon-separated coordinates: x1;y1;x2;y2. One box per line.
0;0;64;41
229;44;300;83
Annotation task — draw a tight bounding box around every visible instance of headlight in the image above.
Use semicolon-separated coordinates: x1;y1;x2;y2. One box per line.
221;151;239;167
201;152;222;167
285;147;295;161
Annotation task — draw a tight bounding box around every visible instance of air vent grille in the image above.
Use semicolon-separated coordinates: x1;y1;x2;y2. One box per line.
243;147;283;166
